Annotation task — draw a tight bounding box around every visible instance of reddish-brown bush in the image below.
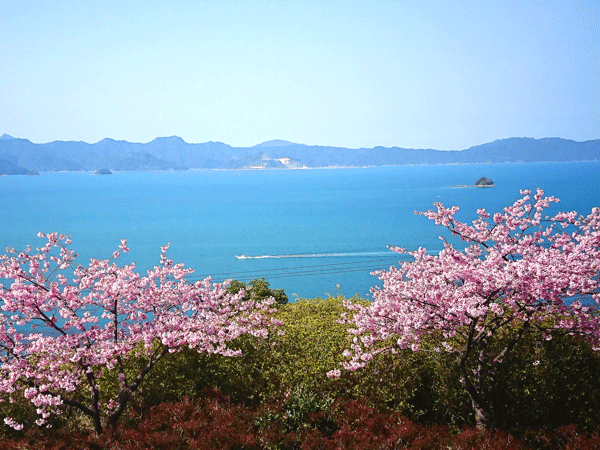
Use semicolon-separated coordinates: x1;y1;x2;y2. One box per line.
1;395;599;449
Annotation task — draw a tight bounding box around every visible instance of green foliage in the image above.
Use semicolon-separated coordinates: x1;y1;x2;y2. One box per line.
227;278;288;305
333;332;472;427
489;332;600;432
134;335;275;406
267;296;354;391
255;384;338;440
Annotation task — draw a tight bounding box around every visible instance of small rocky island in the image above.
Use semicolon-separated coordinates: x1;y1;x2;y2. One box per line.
95;169;112;175
474;177;494;187
452;177;495;188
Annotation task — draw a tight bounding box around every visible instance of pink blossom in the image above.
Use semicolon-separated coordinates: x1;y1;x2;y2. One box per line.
327;369;342;378
0;234;280;433
3;418;23;431
338;189;600;428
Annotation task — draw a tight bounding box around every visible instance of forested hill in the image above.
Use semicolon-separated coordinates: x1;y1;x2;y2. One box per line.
0;134;599;174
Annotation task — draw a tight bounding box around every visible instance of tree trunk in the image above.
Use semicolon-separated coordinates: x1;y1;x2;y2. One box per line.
471;398;490;430
92;412;103;434
458;358;491;429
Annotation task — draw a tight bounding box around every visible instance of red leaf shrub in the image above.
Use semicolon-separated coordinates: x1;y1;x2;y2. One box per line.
117;393;258;450
1;395;599;449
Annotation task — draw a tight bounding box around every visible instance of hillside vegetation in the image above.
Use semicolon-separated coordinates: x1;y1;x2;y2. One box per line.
1;296;600;449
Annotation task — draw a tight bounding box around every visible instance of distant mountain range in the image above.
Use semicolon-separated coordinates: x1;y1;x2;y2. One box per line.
0;134;599;174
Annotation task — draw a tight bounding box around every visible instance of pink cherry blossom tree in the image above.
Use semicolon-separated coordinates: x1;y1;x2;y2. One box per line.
0;233;281;433
329;189;600;428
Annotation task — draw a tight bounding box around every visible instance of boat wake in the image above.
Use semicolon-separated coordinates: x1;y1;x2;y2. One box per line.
235;251;392;260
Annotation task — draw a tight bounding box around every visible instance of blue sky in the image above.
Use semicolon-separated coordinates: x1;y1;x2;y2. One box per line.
1;0;598;149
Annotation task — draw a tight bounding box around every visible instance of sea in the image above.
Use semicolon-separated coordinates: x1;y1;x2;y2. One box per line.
1;162;599;300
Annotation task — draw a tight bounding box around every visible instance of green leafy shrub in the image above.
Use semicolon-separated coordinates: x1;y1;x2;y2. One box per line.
489;332;600;432
228;278;289;305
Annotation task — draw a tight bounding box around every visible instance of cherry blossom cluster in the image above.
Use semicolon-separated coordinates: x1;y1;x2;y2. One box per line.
328;189;600;426
0;233;281;432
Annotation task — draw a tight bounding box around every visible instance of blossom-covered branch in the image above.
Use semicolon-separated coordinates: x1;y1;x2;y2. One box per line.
329;189;600;428
0;233;281;433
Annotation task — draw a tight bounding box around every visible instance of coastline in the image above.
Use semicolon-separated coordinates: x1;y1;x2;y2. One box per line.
4;159;600;175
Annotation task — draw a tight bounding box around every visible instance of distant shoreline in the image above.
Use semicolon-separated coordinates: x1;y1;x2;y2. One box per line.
3;160;600;176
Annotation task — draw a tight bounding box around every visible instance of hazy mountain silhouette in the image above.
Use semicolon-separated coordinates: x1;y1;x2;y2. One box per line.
0;135;598;174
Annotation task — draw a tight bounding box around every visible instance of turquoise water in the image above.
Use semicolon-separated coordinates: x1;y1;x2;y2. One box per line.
1;162;599;299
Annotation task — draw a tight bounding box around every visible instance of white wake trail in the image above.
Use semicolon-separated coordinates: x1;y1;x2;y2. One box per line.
235;251;393;260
